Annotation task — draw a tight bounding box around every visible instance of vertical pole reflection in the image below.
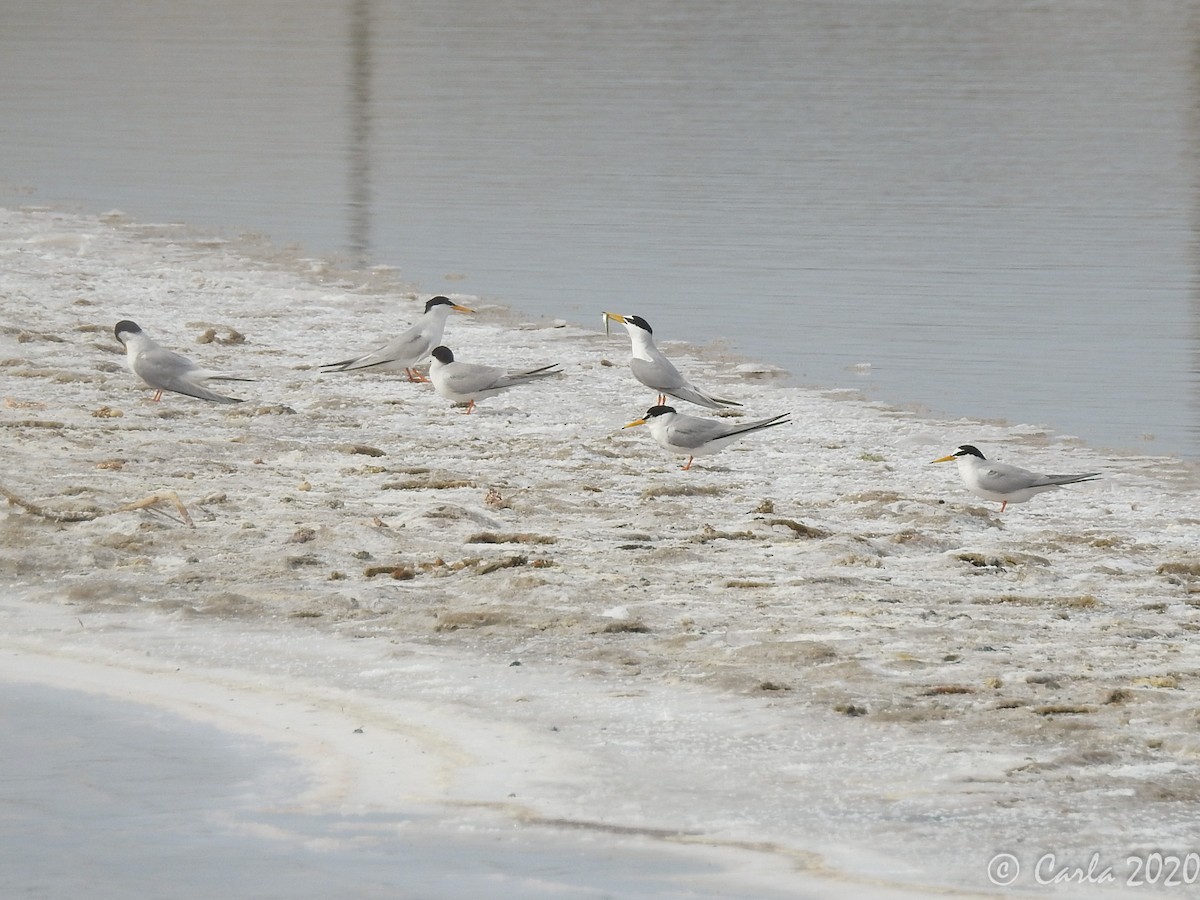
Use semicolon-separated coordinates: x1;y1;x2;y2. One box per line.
348;0;373;264
1191;10;1200;454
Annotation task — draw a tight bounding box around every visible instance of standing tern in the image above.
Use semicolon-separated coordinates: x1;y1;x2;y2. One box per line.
429;346;561;414
320;296;474;381
603;312;740;410
623;405;789;470
931;444;1101;511
114;320;252;404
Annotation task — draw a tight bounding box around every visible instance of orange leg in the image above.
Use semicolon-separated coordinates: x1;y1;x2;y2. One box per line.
1000;501;1008;512
152;389;163;402
406;368;430;383
463;400;476;415
682;456;694;471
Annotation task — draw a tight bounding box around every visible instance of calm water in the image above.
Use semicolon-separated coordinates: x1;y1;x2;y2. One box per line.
0;681;769;899
2;0;1198;455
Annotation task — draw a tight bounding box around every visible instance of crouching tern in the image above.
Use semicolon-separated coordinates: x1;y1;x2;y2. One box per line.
319;296;473;381
932;444;1100;511
429;346;561;413
623;405;790;470
603;312;740;410
114;320;252;404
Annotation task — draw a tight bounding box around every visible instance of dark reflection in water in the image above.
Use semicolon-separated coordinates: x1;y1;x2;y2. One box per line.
0;0;1197;455
347;0;372;264
1190;21;1200;459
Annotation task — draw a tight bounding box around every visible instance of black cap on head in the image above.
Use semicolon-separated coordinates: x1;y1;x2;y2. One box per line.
114;320;142;342
425;296;454;312
626;315;652;334
644;405;675;418
431;345;454;363
955;445;985;459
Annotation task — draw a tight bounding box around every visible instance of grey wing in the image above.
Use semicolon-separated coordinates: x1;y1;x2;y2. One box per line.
445;362;506;394
322;322;430;370
666;416;733;450
631;357;738;408
135;346;196;386
137;348;243;403
978;462;1042;493
492;364;560;389
1033;471;1102;487
630;356;684;393
664;385;724;410
725;413;790;437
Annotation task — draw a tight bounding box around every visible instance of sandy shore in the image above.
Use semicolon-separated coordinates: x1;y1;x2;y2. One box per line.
2;206;1199;896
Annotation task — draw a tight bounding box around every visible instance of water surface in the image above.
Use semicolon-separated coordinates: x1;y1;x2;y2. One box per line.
2;0;1197;454
0;681;775;899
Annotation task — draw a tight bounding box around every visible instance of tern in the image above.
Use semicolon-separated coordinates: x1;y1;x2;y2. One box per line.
114;320;252;404
931;444;1100;511
623;405;789;470
603;312;740;410
429;346;561;414
320;296;473;381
